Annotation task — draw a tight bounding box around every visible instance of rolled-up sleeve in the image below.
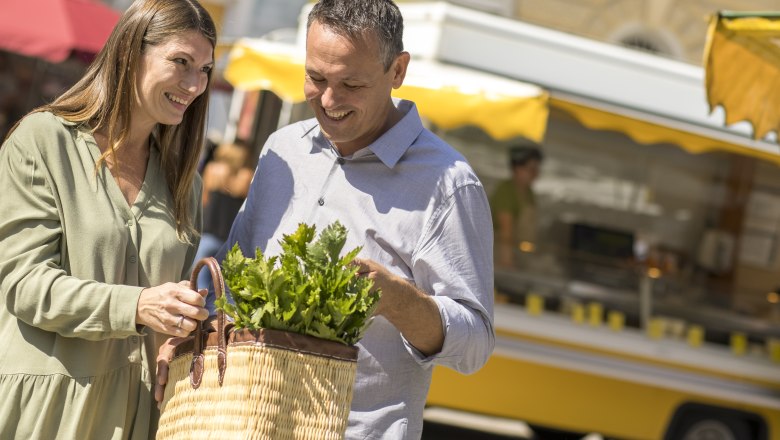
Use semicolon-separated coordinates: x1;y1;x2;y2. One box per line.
406;182;495;373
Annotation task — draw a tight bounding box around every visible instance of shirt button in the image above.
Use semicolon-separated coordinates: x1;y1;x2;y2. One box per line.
318;197;325;206
127;220;134;227
130;336;139;344
129;255;137;264
337;157;345;165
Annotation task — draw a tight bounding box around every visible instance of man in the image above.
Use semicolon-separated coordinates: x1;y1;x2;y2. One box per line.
158;0;494;437
490;144;544;268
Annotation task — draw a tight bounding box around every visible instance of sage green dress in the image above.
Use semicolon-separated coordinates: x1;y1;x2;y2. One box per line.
0;112;202;439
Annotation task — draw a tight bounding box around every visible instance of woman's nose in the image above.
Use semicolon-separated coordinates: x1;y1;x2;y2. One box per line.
180;72;207;96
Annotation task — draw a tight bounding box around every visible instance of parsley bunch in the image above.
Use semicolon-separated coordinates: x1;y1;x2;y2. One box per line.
216;221;380;346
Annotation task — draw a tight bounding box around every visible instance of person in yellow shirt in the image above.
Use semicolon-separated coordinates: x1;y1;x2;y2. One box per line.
490;144;544;268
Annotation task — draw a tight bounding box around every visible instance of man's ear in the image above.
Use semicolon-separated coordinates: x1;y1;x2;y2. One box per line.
391;51;411;89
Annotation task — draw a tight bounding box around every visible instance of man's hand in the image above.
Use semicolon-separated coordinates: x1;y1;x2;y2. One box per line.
352;258;444;356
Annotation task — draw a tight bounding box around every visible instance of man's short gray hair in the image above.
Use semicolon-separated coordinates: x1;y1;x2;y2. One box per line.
307;0;404;71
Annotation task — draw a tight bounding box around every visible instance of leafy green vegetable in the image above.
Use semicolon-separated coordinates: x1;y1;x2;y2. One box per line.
215;221;380;346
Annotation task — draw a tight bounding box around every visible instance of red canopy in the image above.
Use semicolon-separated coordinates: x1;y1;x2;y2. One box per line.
0;0;120;63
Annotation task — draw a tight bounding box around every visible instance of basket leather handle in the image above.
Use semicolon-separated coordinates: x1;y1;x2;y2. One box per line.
189;257;227;388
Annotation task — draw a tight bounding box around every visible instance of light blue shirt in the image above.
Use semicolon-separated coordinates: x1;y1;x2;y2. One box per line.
208;99;495;439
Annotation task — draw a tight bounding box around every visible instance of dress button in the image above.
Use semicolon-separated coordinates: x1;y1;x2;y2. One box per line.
337;157;345;165
318;197;325;206
129;255;137;264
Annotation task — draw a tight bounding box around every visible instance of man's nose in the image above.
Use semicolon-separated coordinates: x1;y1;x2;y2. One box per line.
320;86;340;107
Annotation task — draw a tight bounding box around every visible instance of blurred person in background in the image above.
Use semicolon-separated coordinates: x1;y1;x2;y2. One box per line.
0;0;215;438
192;140;253;289
490;144;544;268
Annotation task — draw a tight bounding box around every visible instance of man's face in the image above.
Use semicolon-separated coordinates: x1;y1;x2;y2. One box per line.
512;159;541;188
304;20;407;155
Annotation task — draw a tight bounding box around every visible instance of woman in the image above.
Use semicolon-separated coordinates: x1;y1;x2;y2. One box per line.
0;0;216;438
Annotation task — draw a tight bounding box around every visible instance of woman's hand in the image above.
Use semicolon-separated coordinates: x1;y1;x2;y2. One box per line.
136;280;209;336
155;315;218;406
154;335;186;407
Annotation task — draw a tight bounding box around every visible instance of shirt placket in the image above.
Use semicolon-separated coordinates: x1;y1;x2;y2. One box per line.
124;214;140;286
122;212;143;364
306;154;346;225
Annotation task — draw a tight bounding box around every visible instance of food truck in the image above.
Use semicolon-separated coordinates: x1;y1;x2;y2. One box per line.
220;4;780;439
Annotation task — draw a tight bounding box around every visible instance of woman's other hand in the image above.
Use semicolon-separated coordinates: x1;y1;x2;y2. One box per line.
155;315;218;406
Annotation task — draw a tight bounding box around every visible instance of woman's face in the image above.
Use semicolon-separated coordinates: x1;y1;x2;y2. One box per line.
133;30;214;131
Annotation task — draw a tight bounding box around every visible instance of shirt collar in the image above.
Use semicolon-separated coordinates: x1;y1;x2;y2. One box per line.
312;99;424;169
366;99;423;168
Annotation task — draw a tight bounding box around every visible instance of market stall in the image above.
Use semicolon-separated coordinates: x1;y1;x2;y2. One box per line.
704;11;780;141
223;38;550;143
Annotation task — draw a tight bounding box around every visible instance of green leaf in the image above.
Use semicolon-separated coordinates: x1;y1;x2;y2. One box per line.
215;222;381;345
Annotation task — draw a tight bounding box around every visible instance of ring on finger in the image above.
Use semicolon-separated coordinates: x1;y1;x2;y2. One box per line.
175;314;185;329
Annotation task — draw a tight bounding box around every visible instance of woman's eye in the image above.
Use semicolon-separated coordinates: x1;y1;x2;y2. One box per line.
201;65;213;74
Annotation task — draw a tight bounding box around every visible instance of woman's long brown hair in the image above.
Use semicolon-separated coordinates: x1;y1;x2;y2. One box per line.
6;0;216;242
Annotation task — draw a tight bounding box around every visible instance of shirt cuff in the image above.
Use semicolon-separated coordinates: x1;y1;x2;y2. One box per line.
403;294;494;374
403;295;458;366
111;285;146;336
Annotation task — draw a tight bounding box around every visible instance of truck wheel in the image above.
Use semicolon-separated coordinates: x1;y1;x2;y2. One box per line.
679;417;750;440
529;424;585;440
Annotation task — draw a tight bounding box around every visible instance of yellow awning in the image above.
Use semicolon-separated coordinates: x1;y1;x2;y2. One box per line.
223;39;549;142
704;11;780;140
551;96;780;167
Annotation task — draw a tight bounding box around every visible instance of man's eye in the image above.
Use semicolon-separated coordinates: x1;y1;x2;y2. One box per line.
345;84;362;90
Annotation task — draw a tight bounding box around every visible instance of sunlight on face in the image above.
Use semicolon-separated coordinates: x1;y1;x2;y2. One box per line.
304;21;407;155
133;30;214;132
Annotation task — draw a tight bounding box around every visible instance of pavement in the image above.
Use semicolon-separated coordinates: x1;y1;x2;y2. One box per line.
421;407;608;440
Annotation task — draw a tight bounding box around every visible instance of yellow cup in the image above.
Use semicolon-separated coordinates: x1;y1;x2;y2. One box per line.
607;311;624;332
647;318;665;340
588;302;603;327
526;293;544;316
571;303;585;324
730;332;747;356
768;338;780;363
686;325;704;348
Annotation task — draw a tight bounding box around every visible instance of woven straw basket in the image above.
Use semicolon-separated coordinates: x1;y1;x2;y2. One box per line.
157;257;358;440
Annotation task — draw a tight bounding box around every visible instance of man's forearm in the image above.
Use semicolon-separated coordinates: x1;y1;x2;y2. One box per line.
379;279;444;356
